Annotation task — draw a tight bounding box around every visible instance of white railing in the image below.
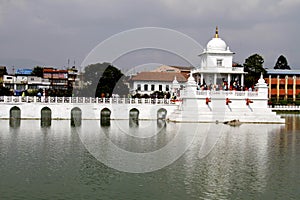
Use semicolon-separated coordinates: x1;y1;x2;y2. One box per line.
0;96;174;105
270;105;300;111
182;90;259;98
232;67;244;72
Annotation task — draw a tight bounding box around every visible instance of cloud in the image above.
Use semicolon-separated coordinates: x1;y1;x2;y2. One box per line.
0;0;299;69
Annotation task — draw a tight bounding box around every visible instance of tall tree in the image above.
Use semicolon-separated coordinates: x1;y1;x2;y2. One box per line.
243;54;266;87
96;65;129;97
274;55;290;70
0;66;8;76
31;66;44;77
77;63;129;97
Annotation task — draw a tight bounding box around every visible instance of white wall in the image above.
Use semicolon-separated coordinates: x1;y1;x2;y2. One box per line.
200;53;233;69
0;100;178;120
132;81;183;95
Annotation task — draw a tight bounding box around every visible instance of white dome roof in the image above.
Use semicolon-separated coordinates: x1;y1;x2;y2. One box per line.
206;27;228;51
206;37;227;51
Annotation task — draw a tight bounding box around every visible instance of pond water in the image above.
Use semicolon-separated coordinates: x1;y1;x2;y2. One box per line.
0;115;299;199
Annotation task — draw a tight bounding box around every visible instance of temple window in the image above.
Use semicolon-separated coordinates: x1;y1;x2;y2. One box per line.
217;59;223;67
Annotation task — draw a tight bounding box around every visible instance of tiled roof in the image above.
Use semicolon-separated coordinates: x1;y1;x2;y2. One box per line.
266;69;300;75
169;66;195;70
131;72;187;82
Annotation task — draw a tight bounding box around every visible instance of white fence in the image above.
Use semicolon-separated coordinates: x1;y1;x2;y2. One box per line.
270;105;300;111
181;90;259;98
0;96;174;105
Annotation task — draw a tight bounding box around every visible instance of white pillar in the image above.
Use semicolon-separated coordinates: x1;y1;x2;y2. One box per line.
293;76;296;102
200;73;203;85
241;74;244;87
269;75;272;99
277;75;280;102
227;74;231;86
214;74;217;85
285;75;288;100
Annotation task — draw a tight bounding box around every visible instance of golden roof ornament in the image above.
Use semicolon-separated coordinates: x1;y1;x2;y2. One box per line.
215;26;219;38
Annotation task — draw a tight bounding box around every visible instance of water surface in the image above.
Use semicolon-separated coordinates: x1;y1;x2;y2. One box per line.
0;115;299;199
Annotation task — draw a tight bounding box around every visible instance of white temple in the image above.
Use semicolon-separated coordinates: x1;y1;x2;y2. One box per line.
166;28;284;123
192;27;246;89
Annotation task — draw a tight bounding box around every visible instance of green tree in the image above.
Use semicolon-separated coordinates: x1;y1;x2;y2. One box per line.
96;65;129;97
274;55;290;70
77;63;129;97
0;66;8;76
31;66;44;77
243;54;266;87
0;85;11;96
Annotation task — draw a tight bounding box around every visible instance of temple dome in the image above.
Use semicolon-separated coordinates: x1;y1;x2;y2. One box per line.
207;37;227;51
206;26;227;51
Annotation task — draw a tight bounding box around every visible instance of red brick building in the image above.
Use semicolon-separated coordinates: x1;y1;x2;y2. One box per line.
265;69;300;101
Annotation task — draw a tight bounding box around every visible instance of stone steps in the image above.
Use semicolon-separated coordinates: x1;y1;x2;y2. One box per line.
167;108;284;123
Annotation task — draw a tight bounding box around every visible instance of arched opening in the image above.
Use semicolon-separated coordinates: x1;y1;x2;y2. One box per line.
9;106;21;127
41;107;51;127
71;107;82;127
129;108;139;127
157;108;167;120
101;108;111;126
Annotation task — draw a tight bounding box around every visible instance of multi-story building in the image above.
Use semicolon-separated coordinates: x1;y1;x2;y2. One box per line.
43;68;69;90
43;67;78;91
3;75;50;95
265;69;300;101
1;66;78;96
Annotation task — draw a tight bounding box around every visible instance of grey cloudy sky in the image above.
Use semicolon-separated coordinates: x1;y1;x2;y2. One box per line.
0;0;300;71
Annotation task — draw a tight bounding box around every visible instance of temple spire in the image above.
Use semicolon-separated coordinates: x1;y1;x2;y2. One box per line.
215;26;219;38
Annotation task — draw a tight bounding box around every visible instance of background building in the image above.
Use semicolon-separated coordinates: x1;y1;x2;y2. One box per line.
1;66;78;96
265;69;300;102
130;71;187;96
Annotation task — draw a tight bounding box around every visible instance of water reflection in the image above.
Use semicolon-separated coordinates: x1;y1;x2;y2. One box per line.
101;116;111;127
129;117;139;127
9;118;20;128
182;123;284;199
157;119;166;128
1;116;300;199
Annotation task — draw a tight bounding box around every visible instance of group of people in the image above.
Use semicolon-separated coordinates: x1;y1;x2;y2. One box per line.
198;78;254;92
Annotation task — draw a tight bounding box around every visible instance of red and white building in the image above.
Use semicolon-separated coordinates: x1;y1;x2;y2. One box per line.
265;69;300;101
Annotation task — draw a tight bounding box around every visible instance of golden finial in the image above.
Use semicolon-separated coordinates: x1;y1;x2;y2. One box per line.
215;26;219;38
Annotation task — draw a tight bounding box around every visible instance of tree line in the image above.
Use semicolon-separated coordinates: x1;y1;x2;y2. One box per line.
0;54;292;97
